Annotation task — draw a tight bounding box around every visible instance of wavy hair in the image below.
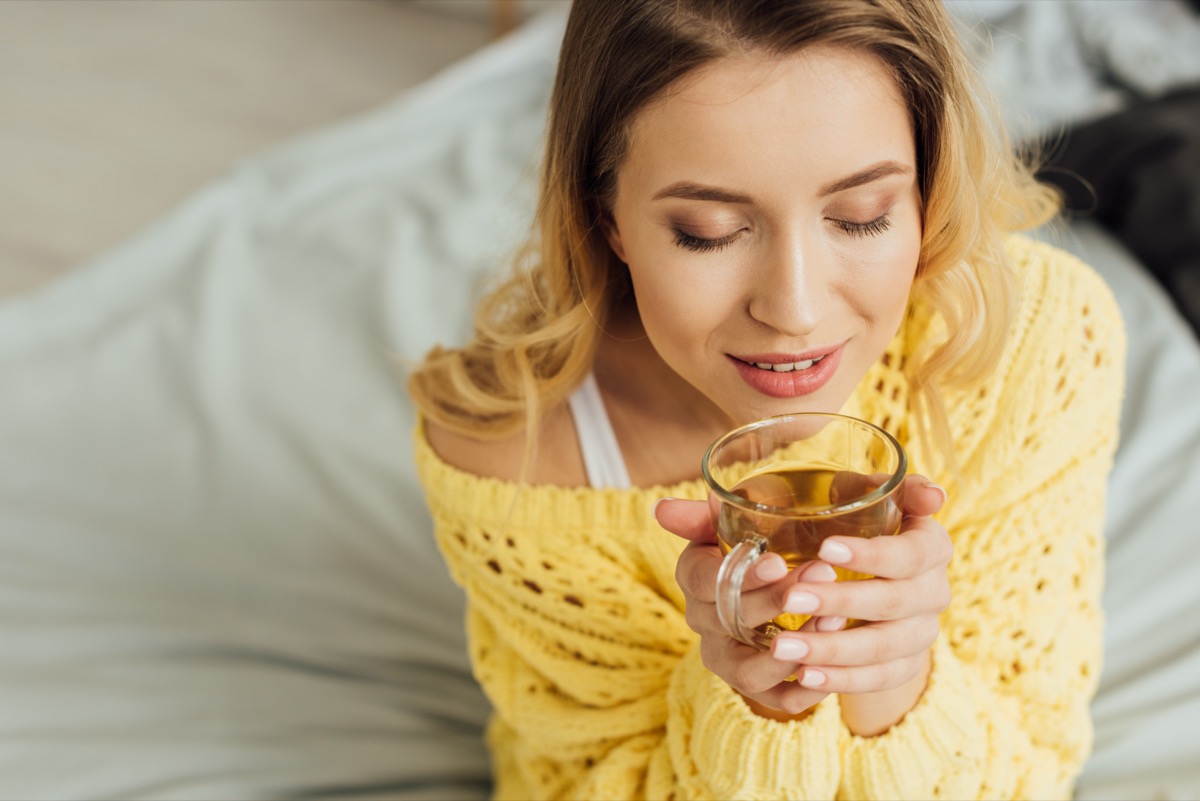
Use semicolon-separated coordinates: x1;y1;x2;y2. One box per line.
408;0;1060;466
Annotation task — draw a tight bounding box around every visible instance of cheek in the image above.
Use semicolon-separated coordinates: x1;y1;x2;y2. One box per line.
628;256;741;363
891;226;923;305
883;240;920;309
840;221;921;322
630;269;706;348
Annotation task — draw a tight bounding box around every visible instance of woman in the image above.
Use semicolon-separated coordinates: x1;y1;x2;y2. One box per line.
409;0;1125;798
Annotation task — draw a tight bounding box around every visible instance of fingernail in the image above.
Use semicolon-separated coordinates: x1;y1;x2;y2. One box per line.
650;497;674;519
819;540;852;564
817;616;846;632
755;554;788;582
784;591;819;615
922;482;947;506
800;669;826;688
804;562;837;583
773;638;809;661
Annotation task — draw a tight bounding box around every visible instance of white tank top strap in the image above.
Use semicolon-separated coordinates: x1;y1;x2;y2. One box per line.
566;373;633;490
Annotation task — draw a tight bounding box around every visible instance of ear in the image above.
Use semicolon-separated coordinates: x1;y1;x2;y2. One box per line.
600;212;628;264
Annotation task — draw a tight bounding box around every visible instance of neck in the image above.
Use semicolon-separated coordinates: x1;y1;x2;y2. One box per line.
592;307;734;485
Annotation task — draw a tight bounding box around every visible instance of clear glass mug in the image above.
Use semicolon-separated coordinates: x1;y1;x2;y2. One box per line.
701;413;907;650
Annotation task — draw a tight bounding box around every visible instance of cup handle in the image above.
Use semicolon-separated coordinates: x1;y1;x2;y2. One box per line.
716;533;769;648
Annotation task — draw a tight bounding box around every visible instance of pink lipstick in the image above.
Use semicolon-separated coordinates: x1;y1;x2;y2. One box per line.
728;344;843;399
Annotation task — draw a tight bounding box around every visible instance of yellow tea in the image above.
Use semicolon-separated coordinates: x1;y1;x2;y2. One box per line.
718;466;903;636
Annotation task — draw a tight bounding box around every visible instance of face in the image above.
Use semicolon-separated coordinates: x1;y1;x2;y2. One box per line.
604;45;922;427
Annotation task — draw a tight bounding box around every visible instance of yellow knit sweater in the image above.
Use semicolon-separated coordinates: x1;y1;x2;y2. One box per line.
413;237;1126;800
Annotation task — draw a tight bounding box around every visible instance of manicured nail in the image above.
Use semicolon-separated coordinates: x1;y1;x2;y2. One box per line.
922;481;947;506
817;616;846;632
819;540;852;564
784;591;819;615
773;638;809;661
650;497;674;519
804;562;837;583
755;554;788;582
800;669;826;688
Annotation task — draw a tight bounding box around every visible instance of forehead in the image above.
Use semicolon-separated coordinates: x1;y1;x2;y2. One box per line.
672;44;902;110
621;45;914;190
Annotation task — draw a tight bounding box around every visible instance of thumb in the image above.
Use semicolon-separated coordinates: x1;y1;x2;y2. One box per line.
653;497;717;544
903;473;947;517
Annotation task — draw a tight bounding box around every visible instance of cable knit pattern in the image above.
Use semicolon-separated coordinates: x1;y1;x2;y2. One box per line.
413;236;1126;800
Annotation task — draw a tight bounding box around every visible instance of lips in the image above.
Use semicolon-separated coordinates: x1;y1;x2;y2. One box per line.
728;344;844;398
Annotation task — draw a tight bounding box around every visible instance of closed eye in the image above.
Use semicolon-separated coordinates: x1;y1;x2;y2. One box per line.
830;214;892;238
674;229;741;253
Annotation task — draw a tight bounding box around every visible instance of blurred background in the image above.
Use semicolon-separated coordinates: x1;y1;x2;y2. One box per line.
0;0;552;298
0;2;1197;800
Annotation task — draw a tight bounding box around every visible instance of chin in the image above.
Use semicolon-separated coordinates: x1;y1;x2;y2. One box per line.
731;388;854;427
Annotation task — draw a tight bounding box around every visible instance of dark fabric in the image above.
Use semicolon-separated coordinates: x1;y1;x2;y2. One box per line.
1038;86;1200;340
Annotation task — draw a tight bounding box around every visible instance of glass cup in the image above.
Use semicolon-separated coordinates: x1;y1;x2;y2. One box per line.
702;412;906;650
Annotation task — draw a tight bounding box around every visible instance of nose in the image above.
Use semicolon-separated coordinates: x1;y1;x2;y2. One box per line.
746;230;831;337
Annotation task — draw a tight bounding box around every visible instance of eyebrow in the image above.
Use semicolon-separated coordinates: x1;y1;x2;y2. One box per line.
817;161;913;197
651;160;914;204
652;183;752;204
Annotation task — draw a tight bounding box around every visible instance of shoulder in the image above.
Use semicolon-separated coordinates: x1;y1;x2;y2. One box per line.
1006;235;1125;348
1002;236;1127;404
967;235;1124;385
422;401;589;488
945;235;1126;507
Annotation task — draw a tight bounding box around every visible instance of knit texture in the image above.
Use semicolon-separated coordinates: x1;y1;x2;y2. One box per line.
413;236;1126;800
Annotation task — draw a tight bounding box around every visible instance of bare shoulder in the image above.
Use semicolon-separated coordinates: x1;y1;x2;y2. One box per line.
424;402;589;487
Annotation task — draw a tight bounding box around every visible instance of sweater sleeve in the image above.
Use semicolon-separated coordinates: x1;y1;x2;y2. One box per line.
422;477;847;800
837;241;1127;800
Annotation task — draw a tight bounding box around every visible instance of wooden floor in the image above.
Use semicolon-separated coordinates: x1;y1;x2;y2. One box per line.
0;0;501;298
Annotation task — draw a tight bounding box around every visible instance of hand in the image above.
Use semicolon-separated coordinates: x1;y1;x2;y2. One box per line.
655;475;951;730
656;498;848;719
775;475;950;735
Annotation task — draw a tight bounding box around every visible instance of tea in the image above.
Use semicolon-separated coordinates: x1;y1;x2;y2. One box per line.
718;466;903;635
706;413;906;649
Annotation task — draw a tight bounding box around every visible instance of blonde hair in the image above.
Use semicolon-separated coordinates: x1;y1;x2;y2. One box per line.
409;0;1060;466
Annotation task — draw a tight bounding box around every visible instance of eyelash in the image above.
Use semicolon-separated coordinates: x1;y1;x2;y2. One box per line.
673;214;892;253
832;214;892;238
673;230;740;253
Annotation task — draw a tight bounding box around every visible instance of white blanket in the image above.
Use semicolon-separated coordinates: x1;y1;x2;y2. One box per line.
0;5;1197;799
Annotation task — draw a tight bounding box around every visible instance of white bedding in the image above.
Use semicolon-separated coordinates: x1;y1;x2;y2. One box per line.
0;4;1197;800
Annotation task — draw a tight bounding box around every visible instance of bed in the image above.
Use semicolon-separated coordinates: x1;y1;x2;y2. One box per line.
0;3;1197;799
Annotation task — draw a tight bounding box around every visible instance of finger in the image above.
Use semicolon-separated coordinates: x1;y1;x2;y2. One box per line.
782;570;949;622
815;615;847;632
780;610;844;643
753;546;840;592
829;470;891;505
675;543;800;608
700;640;828;717
688;560;837;636
900;473;947;518
750;681;830;717
771;615;938;666
702;638;806;697
797;559;840;592
654;497;715;543
796;651;928;694
737;561;837;629
815;515;953;580
675;515;847;608
675;542;724;604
